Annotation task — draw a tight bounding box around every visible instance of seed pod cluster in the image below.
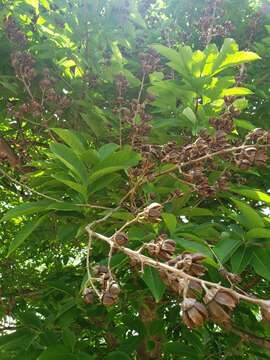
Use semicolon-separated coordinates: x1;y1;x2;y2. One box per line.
159;253;207;297
203;288;238;323
146;234;176;261
11;51;37;83
92;265;121;307
4;17;27;45
113;73;153;141
139;49;161;74
234;146;268;169
102;280;121;307
198;1;234;44
167;252;208;277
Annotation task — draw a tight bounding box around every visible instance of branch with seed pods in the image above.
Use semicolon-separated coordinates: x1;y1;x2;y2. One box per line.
84;202;270;330
83;127;270;330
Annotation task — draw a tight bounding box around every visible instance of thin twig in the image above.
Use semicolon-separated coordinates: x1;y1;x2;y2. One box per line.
0;167;115;210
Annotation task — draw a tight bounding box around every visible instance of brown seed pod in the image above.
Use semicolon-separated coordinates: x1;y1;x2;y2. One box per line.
161;239;176;255
218;268;242;283
102;292;117;307
113;232;128;246
141;203;163;223
181;298;208;328
207;300;230;323
108;281;121;296
186;280;203;298
189;263;208;277
204;288;238;323
246;128;265;141
254;149;268;167
83;288;94;305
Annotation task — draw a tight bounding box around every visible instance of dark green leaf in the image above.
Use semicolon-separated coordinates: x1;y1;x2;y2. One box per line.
142;266;166;302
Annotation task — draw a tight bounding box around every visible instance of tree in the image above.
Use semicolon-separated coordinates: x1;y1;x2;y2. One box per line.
1;0;270;358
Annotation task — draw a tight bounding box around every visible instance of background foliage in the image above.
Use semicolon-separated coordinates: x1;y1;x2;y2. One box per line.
1;0;270;359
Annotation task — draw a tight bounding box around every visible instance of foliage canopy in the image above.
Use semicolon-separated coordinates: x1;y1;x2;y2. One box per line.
2;0;270;359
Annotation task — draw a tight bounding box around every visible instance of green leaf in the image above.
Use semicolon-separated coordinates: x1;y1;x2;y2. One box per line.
38;345;77;360
178;207;214;217
231;187;270;205
221;87;253;96
246;228;270;240
98;143;119;160
235;119;255;131
212;38;260;75
210;38;238;74
89;148;140;183
230;246;252;273
0;330;34;351
252;249;270;281
80;149;100;166
105;351;131;360
142;266;166;302
183;107;196;124
164;342;197;356
46;202;81;212
50;143;88;184
62;328;76;352
1;200;52;221
51;128;86;154
233;98;249;111
8;215;47;256
52;173;87;199
214;237;242;263
232;198;264;230
162;213;177;235
81;111;107;138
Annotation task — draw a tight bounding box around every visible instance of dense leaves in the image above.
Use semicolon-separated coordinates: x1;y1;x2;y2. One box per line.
1;0;270;359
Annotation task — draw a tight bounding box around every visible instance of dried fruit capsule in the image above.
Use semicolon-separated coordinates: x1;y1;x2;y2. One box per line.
113;232;128;246
142;203;163;222
102;292;117;307
109;281;121;296
83;288;94;305
181;298;208;328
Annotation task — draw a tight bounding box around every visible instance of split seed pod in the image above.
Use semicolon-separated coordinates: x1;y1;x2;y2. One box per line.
181;298;208;328
204;288;238;323
113;232;128;246
108;281;121;296
141;203;163;222
102;292;117;307
83;288;94;305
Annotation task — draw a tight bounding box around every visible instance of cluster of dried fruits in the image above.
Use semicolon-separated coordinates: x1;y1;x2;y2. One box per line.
158;244;239;328
129;123;270;198
85;202;270;330
139;49;161;74
83;265;121;307
11;51;37;85
4;17;27;45
198;0;234;44
4;17;71;122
